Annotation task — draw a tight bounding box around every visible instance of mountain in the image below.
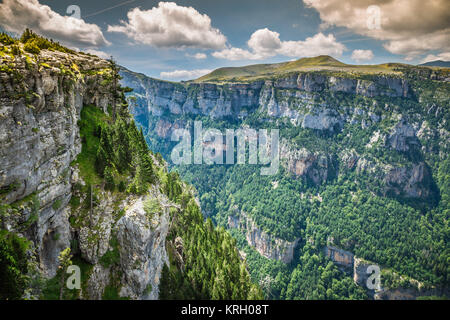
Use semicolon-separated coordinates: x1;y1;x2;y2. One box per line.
194;55;408;83
419;60;450;68
0;31;261;300
120;57;450;300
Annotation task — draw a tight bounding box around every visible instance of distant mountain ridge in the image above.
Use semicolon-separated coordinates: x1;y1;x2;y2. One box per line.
195;55;419;82
419;60;450;67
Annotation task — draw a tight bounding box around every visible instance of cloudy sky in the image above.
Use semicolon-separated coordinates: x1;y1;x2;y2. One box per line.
0;0;449;80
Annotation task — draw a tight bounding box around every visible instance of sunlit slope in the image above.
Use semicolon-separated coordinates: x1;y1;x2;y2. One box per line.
195;55;408;83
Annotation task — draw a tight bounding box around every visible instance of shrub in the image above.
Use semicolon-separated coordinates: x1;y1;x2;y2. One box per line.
0;32;15;45
0;230;30;299
24;41;40;54
118;181;126;193
52;199;62;210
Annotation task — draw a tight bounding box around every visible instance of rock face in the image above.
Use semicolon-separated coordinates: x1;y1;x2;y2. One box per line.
388;120;419;152
0;49;173;299
280;142;334;185
353;257;374;287
116;192;170;300
228;213;299;263
120;68;410;123
121;68;438;200
0;49;112;277
384;162;435;199
324;246;354;269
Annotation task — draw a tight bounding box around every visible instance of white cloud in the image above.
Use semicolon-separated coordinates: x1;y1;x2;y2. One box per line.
213;29;345;61
160;69;213;80
278;33;345;57
247;28;282;54
84;49;110;59
212;47;264;61
108;2;226;50
186;53;207;59
420;52;450;64
303;0;450;60
0;0;109;48
351;49;374;63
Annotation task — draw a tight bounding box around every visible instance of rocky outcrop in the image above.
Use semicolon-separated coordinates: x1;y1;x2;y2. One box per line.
353;257;375;287
387;120;420;152
154;118;186;139
280;141;334;185
0;48;112;277
0;48;174;299
228;213;299;264
325;247;448;300
384;162;435;199
116;191;170;300
120;68;411;123
324;246;354;269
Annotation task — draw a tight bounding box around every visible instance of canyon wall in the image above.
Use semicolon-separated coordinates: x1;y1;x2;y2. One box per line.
0;48;172;299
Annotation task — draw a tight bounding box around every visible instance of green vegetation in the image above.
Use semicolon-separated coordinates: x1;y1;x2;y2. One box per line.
160;189;263;299
195;55;402;83
75;104;157;192
20;28;75;54
143;198;161;221
41;255;93;300
99;234;120;268
0;230;30;300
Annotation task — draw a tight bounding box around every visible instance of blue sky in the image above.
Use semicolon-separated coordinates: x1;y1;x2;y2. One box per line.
1;0;449;80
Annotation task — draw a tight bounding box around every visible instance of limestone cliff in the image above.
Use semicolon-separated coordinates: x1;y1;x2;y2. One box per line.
0;45;172;299
120;67;441;203
228;212;299;264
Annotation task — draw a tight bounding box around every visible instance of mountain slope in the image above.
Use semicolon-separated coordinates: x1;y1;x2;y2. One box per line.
419;60;450;67
195;55;406;83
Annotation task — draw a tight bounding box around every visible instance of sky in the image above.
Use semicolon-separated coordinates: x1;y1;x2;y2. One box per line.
0;0;449;80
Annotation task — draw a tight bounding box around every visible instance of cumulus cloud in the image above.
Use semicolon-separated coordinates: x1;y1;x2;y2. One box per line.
108;2;226;49
186;53;207;59
420;52;450;64
0;0;109;48
212;47;265;61
247;28;282;54
160;69;213;80
279;33;345;57
213;29;345;61
303;0;450;60
351;49;374;63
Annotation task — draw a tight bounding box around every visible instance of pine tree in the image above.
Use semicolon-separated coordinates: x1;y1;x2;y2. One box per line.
140;152;155;185
95;145;108;176
58;248;72;300
104;166;115;191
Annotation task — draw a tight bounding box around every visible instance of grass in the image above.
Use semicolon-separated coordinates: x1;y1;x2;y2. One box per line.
194;55;404;83
73;105;110;186
99;234;120;268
